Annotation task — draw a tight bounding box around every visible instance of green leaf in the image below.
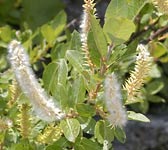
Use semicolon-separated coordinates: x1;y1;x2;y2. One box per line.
41;10;66;45
138;2;155;17
54;83;68;108
127;111;150;122
105;0;129;19
76;103;95;117
78;117;96;135
109;44;127;66
90;14;107;57
46;137;71;150
0;26;12;42
95;121;114;144
104;17;135;44
51;43;69;60
66;50;84;73
60;118;80;142
150;42;168;58
43;59;68;95
105;0;146;20
43;62;58;92
147;95;166;103
22;0;64;29
75;138;101;150
114;126;126;143
57;59;68;86
140;13;151;24
71;75;86;104
146;80;164;95
160;55;168;63
69;30;81;51
41;24;56;45
149;64;161;78
10;140;35;150
88;31;101;66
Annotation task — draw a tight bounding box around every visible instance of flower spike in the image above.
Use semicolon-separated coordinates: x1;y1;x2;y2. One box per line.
8;40;65;122
104;73;127;127
123;44;152;104
80;0;96;71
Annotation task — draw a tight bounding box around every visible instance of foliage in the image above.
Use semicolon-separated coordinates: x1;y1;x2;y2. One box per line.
0;0;168;149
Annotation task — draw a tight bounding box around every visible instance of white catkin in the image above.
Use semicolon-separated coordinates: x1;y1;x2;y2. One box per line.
80;10;89;44
136;44;151;62
104;73;127;127
8;40;65;122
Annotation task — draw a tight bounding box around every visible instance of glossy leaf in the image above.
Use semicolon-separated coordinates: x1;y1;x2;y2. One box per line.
76;103;95;117
60;118;80;142
105;0;146;20
43;59;68;95
127;111;150;122
95;121;114;144
149;42;168;58
147;95;166;103
41;10;66;45
46;137;71;150
146;80;164;95
104;17;135;44
69;30;81;51
66;50;84;73
0;26;12;42
51;43;69;60
71;75;86;104
90;14;107;57
88;31;101;66
54;83;68;107
114;127;126;143
75;138;101;150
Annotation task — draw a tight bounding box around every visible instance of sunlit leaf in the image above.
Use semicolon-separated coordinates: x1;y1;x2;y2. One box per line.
60;119;80;142
127;111;150;122
104;17;135;44
90;14;107;57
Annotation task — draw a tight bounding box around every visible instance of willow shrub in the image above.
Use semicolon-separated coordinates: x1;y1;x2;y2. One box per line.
0;0;168;149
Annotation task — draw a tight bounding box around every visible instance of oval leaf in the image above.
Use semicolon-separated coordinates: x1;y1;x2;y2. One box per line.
60;118;80;142
127;111;150;122
95;121;114;144
104;17;135;44
114;126;126;144
66;50;84;72
90;14;107;57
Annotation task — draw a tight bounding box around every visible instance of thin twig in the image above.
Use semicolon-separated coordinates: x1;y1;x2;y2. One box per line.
143;25;168;44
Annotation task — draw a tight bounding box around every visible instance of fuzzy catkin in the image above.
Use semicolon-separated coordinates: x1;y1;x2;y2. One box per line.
8;40;65;122
104;73;127;127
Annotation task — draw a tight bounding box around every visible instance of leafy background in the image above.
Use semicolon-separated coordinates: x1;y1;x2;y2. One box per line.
0;0;168;150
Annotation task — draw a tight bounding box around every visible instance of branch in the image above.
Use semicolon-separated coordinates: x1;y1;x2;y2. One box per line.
142;25;168;44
